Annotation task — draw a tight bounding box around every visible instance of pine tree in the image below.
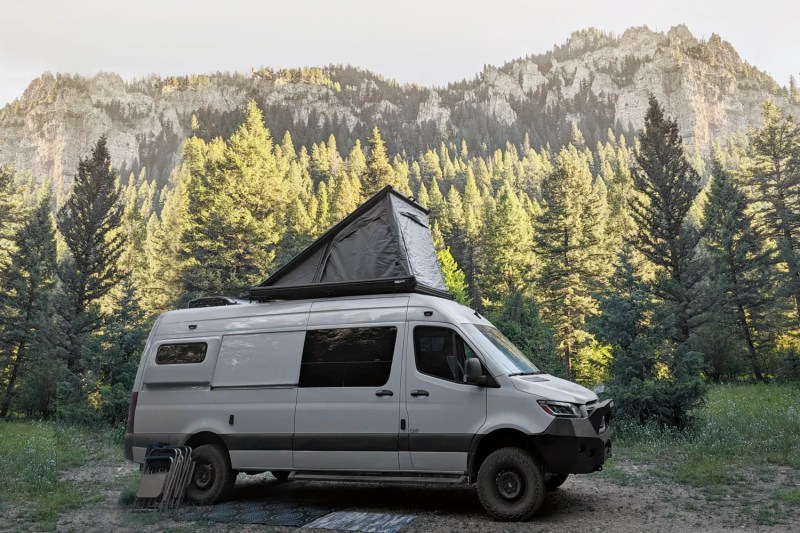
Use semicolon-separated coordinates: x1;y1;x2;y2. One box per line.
704;161;775;380
461;167;484;302
416;181;429;208
310;141;330;183
0;166;24;270
328;172;361;224
85;275;148;425
391;156;412;195
629;96;704;345
536;145;611;371
281;131;297;160
57;136;124;373
477;183;536;308
625;96;706;428
181;102;288;297
0;195;58;416
315;181;331;231
421;150;443;184
276;198;316;266
747;102;800;325
599;133;636;247
140;166;187;315
427;176;447;229
594;246;662;421
347;140;367;186
118;177;154;300
432;224;470;305
363;127;394;196
444;186;466;261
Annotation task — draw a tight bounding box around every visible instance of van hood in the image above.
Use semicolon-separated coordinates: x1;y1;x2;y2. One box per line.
510;374;598;404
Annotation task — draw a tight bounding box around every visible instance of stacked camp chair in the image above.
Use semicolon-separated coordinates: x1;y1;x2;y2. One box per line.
133;445;195;512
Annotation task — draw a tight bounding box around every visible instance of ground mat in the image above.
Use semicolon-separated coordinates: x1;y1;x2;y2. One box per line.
180;501;336;526
302;511;417;533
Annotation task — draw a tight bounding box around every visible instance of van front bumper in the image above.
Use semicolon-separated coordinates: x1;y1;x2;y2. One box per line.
531;399;613;475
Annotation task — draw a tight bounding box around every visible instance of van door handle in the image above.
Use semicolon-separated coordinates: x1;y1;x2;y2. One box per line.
410;390;429;398
375;390;394;397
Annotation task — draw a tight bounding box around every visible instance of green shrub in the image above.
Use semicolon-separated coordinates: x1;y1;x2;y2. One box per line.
776;347;800;385
488;293;566;377
15;357;67;418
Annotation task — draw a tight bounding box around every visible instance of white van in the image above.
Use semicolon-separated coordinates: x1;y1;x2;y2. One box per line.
125;293;612;521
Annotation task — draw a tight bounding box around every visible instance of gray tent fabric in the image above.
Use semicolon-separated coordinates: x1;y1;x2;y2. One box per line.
250;186;449;301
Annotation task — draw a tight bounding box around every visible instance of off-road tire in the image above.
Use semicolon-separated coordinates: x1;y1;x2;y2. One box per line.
271;470;291;482
186;444;236;504
545;473;569;491
477;447;546;521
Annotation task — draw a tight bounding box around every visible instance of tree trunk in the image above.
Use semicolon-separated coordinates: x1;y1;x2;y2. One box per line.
0;341;25;418
735;303;764;381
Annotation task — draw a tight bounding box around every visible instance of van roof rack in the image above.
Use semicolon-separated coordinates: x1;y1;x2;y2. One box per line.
250;186;451;302
187;296;239;308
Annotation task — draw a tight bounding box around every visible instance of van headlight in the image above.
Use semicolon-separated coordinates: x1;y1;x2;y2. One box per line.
537;400;582;418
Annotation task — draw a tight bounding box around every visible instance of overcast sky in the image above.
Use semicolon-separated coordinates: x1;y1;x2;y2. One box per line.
1;0;798;106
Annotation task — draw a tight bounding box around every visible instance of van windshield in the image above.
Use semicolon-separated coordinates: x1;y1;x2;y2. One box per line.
463;324;541;375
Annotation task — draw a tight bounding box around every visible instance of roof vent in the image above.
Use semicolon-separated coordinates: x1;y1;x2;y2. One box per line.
187;296;239;309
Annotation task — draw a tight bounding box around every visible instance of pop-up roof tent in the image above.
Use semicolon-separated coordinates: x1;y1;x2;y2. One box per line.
250;185;451;301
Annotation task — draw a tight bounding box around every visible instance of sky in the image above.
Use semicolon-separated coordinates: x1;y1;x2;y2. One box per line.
0;0;798;107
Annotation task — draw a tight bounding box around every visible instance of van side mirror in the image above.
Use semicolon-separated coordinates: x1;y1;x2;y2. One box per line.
465;358;486;386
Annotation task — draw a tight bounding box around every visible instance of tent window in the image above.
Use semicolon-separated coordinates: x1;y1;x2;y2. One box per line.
414;326;477;383
299;327;397;387
155;343;207;365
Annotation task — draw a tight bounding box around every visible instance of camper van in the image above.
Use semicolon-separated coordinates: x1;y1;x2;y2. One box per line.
124;293;612;520
124;187;612;521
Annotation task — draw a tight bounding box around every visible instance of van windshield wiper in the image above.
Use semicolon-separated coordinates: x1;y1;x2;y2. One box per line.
507;371;544;377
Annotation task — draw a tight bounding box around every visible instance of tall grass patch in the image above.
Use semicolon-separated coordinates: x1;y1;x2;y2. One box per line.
0;421;120;527
612;384;800;488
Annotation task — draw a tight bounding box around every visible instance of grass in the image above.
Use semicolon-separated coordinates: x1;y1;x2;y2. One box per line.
600;383;800;524
774;489;800;505
0;420;121;530
609;384;800;487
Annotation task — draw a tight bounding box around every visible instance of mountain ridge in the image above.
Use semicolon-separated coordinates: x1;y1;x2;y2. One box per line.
1;24;797;189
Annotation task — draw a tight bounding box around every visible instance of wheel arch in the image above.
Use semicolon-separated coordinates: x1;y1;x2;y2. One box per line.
468;427;544;483
184;431;228;452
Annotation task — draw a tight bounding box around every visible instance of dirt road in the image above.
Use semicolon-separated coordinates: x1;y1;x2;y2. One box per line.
49;459;795;533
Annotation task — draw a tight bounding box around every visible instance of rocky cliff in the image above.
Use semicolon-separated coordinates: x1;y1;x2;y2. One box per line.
1;24;797;187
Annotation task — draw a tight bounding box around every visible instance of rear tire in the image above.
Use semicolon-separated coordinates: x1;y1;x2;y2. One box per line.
545;473;569;491
270;470;291;482
477;447;545;521
186;444;236;504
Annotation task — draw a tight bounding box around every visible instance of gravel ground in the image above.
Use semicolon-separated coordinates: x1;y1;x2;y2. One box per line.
49;460;796;533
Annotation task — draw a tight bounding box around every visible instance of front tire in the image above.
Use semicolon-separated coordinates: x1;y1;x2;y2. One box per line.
477;447;545;521
186;444;236;504
545;473;569;491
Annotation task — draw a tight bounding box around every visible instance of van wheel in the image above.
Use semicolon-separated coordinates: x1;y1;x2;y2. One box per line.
186;444;236;504
271;471;291;482
545;473;569;491
477;447;545;521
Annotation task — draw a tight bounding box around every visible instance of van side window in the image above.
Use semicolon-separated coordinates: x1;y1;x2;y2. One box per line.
155;342;207;365
299;327;397;387
414;326;477;383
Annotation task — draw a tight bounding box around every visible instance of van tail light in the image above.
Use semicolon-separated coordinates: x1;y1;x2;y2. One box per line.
126;392;138;433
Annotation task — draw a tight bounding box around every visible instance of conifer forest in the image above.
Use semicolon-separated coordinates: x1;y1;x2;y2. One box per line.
1;94;800;430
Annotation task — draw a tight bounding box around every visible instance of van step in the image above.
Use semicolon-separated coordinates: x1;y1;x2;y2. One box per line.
288;471;468;484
